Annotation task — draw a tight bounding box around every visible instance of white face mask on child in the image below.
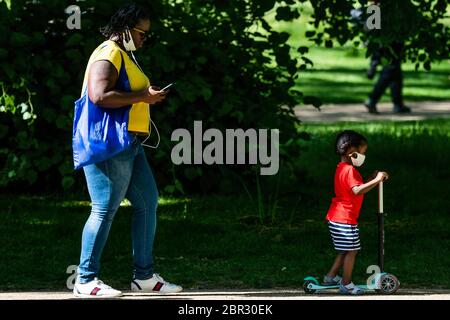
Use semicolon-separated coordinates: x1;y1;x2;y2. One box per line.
349;152;366;167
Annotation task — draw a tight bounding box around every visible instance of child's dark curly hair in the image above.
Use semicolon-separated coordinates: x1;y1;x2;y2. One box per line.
100;3;150;38
335;130;368;155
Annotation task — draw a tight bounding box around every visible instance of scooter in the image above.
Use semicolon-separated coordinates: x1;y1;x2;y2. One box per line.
303;181;400;294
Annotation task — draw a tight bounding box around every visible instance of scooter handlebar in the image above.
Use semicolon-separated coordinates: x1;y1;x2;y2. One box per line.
378;181;384;214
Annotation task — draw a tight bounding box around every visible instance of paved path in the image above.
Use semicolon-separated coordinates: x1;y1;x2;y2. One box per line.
1;289;449;300
295;101;450;123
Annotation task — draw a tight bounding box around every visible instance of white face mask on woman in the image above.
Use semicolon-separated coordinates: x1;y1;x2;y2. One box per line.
349;152;366;167
123;27;137;51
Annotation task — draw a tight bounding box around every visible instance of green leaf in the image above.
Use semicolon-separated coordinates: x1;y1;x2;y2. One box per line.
43;109;57;122
289;89;303;98
55;115;69;129
164;185;175;194
65;34;84;47
62;176;75;190
0;124;8;138
218;102;234;116
59;161;74;176
257;0;276;14
61;95;75;110
11;32;30;47
232;111;244;123
301;56;314;66
196;56;207;65
297;46;309;54
269;32;290;45
275;6;300;21
31;32;45;46
200;87;212;101
2;64;16;79
184;168;198;180
0;0;11;10
175;179;184;194
65;49;82;63
3;94;15;110
0;48;7;59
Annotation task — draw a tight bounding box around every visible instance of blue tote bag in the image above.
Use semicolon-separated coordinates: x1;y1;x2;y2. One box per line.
72;52;133;170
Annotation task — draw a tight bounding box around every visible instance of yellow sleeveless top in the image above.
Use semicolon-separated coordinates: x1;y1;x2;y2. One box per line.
81;40;150;134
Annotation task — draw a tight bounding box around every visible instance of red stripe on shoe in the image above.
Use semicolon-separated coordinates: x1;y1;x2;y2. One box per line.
90;287;101;295
153;282;164;291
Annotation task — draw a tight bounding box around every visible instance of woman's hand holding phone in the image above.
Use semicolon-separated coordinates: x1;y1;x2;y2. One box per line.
141;86;167;105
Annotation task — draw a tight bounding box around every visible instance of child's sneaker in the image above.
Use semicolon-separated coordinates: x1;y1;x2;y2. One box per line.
339;282;365;295
323;275;342;285
131;273;183;293
73;278;122;298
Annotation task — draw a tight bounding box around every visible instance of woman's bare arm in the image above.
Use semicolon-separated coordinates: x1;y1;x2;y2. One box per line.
87;60;166;108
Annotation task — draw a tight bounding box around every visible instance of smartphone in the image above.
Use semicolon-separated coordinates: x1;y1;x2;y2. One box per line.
161;82;175;92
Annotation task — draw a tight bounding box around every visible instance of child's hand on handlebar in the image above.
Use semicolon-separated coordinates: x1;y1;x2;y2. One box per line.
375;171;389;182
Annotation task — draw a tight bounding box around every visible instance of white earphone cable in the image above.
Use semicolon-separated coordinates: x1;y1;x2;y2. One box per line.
141;118;160;149
128;51;160;149
130;51;144;72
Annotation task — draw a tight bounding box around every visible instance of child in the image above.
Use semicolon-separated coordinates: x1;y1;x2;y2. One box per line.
323;130;388;295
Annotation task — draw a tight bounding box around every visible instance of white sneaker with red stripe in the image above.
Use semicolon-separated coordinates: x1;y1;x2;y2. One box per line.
131;273;183;293
73;278;123;298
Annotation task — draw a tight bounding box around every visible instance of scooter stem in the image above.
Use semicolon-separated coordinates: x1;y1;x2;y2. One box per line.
379;181;383;214
378;181;385;272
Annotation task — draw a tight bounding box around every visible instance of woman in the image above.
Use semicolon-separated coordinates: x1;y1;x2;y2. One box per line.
72;3;182;298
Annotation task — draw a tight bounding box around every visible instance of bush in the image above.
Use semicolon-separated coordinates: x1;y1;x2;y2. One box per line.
307;0;450;70
0;0;312;195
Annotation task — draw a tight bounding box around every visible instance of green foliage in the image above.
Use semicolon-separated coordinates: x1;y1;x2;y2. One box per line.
0;0;11;10
307;0;450;69
0;0;312;193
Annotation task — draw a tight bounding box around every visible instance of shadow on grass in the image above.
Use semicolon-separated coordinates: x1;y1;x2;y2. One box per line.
296;67;450;104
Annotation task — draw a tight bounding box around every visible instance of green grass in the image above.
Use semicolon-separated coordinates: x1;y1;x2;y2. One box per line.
1;119;449;291
293;47;450;104
265;3;450;104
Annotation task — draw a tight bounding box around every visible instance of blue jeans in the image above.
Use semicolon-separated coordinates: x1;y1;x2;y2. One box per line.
77;137;158;283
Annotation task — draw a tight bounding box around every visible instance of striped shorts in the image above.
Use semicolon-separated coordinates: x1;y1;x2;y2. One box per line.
328;220;361;251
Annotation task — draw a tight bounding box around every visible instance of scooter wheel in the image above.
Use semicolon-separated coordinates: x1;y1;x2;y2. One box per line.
377;274;400;295
303;280;317;294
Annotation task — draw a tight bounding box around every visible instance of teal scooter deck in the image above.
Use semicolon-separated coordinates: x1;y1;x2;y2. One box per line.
303;273;399;294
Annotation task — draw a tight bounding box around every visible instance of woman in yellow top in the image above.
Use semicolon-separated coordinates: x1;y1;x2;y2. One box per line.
73;3;182;298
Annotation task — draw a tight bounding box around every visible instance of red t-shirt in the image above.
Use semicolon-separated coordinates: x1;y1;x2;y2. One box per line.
326;162;364;224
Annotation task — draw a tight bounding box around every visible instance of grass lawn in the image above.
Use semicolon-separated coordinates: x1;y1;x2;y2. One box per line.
292;47;450;104
1;119;449;292
266;4;450;104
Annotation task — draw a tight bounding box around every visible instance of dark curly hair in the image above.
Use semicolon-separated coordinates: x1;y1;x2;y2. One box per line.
100;3;150;38
335;130;368;155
